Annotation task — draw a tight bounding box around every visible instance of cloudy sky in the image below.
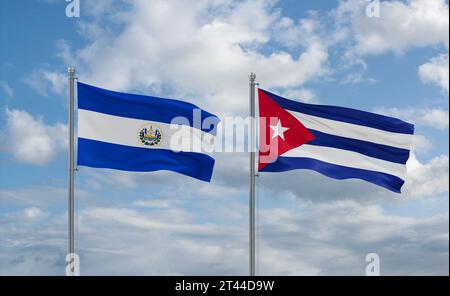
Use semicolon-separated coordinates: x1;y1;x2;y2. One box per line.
0;0;448;275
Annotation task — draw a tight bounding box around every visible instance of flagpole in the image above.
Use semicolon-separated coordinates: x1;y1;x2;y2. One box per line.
68;66;76;276
249;72;256;276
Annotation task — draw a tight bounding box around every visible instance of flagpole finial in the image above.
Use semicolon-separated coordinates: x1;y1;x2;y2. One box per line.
68;66;76;77
249;72;256;82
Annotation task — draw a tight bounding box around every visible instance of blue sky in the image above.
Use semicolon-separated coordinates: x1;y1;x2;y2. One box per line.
0;0;449;275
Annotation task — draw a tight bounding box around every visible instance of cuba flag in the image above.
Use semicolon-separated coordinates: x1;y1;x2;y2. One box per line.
77;82;219;182
258;89;414;193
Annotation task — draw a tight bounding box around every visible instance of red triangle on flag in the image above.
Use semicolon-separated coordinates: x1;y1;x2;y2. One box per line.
258;89;315;171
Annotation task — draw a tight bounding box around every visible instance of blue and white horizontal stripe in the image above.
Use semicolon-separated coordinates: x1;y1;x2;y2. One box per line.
77;82;219;182
259;90;414;193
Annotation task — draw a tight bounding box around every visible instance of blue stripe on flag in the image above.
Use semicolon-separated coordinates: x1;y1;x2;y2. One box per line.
77;138;215;182
78;82;220;135
308;129;411;164
260;156;405;193
260;89;414;135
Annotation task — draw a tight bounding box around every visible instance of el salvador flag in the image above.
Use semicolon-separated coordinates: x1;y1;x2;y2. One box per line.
258;89;414;193
77;82;220;182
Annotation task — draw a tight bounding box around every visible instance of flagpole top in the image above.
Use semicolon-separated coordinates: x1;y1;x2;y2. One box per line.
249;72;256;82
68;66;76;77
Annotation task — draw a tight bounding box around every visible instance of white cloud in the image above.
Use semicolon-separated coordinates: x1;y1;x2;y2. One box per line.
419;53;449;94
65;0;329;115
23;207;49;222
335;0;449;55
326;0;449;85
412;134;433;154
274;12;325;49
0;81;13;97
24;207;44;219
1;109;67;165
132;199;176;209
82;207;221;234
404;153;449;198
375;107;449;130
0;187;67;207
56;39;76;66
1;207;49;228
422;108;450;129
258;199;449;275
341;71;377;85
1;193;447;275
25;69;66;97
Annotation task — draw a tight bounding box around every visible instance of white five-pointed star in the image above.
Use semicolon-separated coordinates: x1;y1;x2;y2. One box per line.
270;120;289;140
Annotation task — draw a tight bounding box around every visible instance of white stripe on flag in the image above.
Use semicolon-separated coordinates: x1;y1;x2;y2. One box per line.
282;144;406;180
291;111;413;150
78;109;215;153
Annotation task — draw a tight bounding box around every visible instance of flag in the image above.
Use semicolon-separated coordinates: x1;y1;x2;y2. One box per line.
77;82;220;182
258;89;414;193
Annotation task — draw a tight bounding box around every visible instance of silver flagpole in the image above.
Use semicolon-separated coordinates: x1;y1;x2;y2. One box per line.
68;66;76;276
249;72;256;276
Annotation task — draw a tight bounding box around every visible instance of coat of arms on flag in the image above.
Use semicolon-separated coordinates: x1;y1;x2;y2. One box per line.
139;124;162;146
